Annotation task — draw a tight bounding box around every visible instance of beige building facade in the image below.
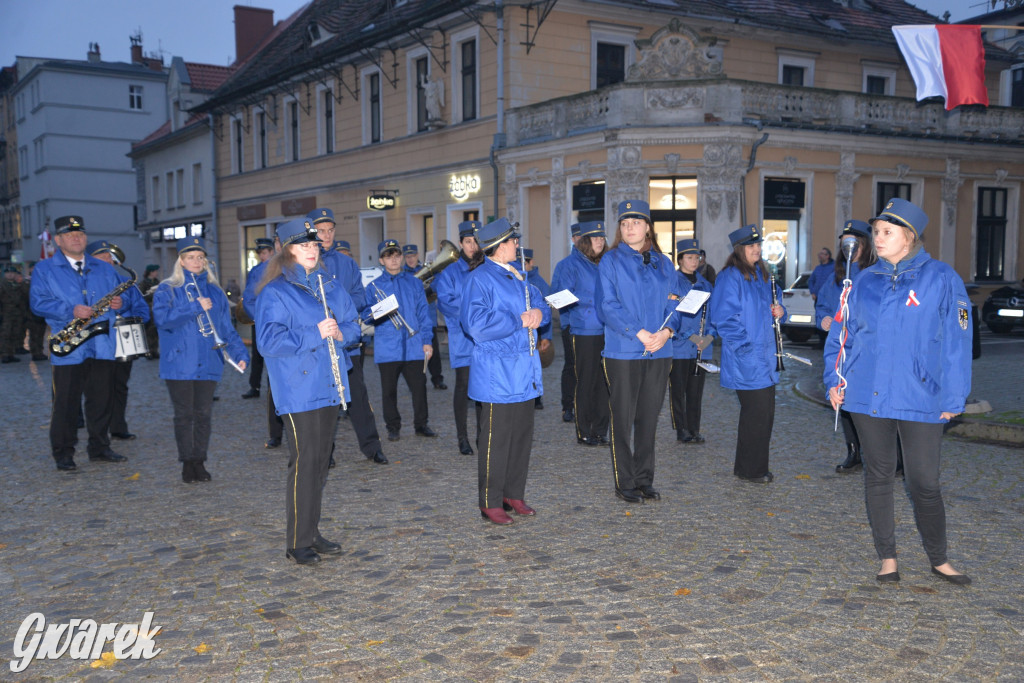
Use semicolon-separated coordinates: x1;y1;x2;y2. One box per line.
197;0;1023;301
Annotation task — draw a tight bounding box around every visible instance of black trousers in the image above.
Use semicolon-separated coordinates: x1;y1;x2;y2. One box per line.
165;379;217;463
109;359;133;434
604;357;671;491
248;324;264;391
266;381;283;442
282;405;335;550
378;359;429;432
428;327;444;385
734;386;775;478
839;409;859;450
850;414;948;567
669;358;707;439
345;353;382;457
478;400;534;509
559;324;575;411
50;359;115;461
572;334;609;441
453;365;473;441
27;317;47;355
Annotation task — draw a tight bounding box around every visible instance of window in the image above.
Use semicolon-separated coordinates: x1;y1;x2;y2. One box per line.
323;90;334;154
256;110;268;169
176;169;185;207
460;39;477;121
415;57;429;132
596;43;626;88
192;163;202;203
649;177;698;262
33;138;43;169
129;85;143;110
1012;67;1024;108
288;100;299;161
463;209;479;222
422;215;435;255
232;118;244;174
777;51;816;87
151;176;160;213
368;72;381;143
19;146;28;178
165;172;174;209
876;182;911;216
865;76;887;94
976;187;1007;282
862;62;897;96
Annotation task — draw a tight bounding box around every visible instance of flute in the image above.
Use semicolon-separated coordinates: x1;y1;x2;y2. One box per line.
317;273;348;411
770;272;785;372
520;248;535;356
693;301;708;376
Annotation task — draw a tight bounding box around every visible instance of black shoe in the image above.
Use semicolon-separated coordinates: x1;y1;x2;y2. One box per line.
56;459;77;472
562;409;574;423
458;438;474;455
876;571;900;583
387;429;400;442
931;567;972;585
596;435;609;445
193;461;212;481
265;437;282;449
534;397;544;410
639;485;661;501
182;462;196;484
89;451;127;463
241;387;260;399
285;547;321;565
691;433;705;444
110;432;136;440
32;354;48;361
212;395;220;401
836;443;862;473
679;433;694;443
736;472;774;483
577;436;597;446
15;348;28;354
1;356;20;363
311;535;343;555
615;487;644;503
415;426;437;437
433;381;448;390
366;450;388;464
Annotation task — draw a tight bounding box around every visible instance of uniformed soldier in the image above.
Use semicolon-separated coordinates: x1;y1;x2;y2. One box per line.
0;266;27;362
25;263;50;361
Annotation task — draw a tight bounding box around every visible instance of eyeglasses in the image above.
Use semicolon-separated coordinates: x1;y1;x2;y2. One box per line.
293;241;320;251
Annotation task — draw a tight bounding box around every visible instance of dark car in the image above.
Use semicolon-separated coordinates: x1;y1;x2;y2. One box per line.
981;279;1024;333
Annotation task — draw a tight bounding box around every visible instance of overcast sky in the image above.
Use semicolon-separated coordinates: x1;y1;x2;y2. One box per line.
0;0;992;69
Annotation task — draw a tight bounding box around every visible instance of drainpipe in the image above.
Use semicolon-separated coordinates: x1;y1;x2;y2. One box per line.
489;0;505;221
739;119;768;226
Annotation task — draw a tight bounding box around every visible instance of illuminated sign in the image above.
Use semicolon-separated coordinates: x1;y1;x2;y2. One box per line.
763;234;786;265
367;191;397;211
449;173;481;202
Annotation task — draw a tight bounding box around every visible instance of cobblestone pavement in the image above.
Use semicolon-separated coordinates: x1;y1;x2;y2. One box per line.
1;333;1022;681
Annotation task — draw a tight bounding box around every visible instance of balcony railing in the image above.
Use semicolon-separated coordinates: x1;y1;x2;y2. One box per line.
505;79;1024;147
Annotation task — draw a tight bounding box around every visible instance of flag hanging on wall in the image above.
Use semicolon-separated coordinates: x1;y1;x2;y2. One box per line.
892;25;988;110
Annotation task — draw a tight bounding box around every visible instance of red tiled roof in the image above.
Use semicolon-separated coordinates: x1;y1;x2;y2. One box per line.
134;120;171;148
185;62;234;93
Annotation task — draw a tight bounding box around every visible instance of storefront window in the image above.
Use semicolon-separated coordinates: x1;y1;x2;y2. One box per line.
649;177;697;262
762;177;806;287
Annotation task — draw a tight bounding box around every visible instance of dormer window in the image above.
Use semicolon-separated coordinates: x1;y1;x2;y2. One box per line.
307;23;333;47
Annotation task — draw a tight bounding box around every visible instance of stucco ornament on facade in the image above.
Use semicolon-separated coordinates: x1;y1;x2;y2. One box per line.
699;142;744;223
646;88;704;110
626;18;723;82
835;152;860;225
606;146;646;211
783;156;798;177
504;163;519;225
995;168;1008;185
896;163;911;180
664;153;681;176
550;157;566;229
942;158;962;230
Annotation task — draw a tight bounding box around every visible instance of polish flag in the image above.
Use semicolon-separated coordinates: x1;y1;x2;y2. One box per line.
892;25;988;110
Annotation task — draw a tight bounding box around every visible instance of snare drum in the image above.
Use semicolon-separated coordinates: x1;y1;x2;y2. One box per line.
114;317;149;361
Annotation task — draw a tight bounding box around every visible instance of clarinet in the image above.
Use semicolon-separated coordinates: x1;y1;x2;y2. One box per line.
520;248;535;356
770;272;785;372
317;273;348;411
693;300;708;376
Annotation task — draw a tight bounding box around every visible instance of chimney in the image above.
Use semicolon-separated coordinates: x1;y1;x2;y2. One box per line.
234;6;275;63
87;42;101;62
130;33;143;65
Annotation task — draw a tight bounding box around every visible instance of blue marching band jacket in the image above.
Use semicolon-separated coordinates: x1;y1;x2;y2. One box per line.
461;258;551;404
551;248;604;336
671;270;715;360
433;258;475;369
403;261;439;331
152;271;249;382
823;249;971;423
709;266;785;391
29;255;140;366
363;269;433;363
321;248;367;357
814;261;861;329
256;263;359;415
509;259;553;341
596;242;683;360
241;260;268;323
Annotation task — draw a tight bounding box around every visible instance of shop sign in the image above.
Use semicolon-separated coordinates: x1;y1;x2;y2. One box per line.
367;192;397;211
449;173;481;202
236;203;266;221
763;179;805;209
572;183;605;211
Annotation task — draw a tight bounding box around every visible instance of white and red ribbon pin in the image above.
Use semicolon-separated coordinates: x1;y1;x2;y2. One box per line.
906;290;920;307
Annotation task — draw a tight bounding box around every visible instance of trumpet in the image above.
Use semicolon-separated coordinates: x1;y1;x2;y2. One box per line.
369;281;417;336
185;272;227;349
317;273;347;411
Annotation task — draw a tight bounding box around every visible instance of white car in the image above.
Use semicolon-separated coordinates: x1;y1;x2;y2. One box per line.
781;271;816;343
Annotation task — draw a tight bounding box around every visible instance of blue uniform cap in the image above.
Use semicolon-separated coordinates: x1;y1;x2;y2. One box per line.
617;200;650;223
54;215;85;234
254;237;274;251
522;248;534;260
728;224;762;247
477;217;520;252
458;220;481;239
87;240;115;256
676;238;700;254
307;208;335;225
402;244;418;255
570;223;581;237
277;219;320;247
842;220;871;239
871;198;928;238
378;239;401;256
333;239;351;252
177;236;207;254
577;221;605;239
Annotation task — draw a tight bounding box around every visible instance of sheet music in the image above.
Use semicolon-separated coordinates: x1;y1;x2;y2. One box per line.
545;289;579;309
676;289;710;315
371;293;399;320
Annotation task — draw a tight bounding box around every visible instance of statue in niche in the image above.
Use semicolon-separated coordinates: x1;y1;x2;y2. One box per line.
421;74;445;125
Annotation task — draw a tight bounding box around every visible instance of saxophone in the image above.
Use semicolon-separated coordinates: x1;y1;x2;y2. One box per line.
50;264;138;357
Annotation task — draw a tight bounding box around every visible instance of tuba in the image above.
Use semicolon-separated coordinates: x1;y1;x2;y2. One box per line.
415;239;459;302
